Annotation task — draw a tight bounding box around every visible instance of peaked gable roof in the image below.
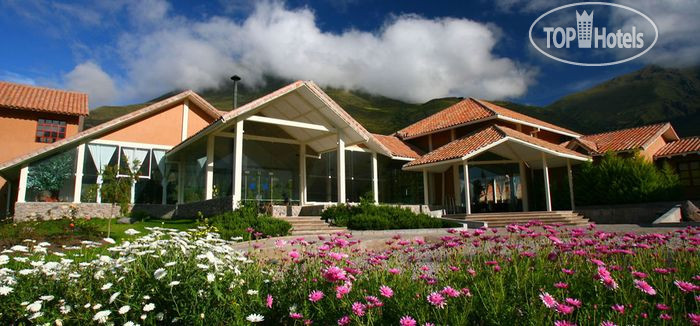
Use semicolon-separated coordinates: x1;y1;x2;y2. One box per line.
396;98;580;139
0;90;221;173
0;81;88;116
572;122;678;155
372;134;424;159
404;125;587;169
655;136;700;158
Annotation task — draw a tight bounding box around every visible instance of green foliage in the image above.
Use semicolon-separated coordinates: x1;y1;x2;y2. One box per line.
575;152;682;205
100;165;138;216
323;203;460;230
208;204;292;240
0;218;100;248
26;151;74;197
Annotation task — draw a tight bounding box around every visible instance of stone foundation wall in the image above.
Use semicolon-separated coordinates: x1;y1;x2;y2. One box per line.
576;200;700;224
173;196;235;218
13;202;175;222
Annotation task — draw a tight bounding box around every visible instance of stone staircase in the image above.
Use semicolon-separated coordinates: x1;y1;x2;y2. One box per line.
279;216;347;235
444;211;589;228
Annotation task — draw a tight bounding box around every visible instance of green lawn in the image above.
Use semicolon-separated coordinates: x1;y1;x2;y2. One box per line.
0;217;198;249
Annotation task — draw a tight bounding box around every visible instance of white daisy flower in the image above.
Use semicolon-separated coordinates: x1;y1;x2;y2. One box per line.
118;305;131;315
26;300;42;312
246;313;264;323
0;285;13;296
143;303;155;312
206;273;215;283
101;283;113;291
164;261;176;267
124;229;140;235
40;295;54;301
93;310;111;324
168;281;180;287
109;292;121;304
247;289;259;295
92;303;102;310
60;304;72;314
153;268;167;280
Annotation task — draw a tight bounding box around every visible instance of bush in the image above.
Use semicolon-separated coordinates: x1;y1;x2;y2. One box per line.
325;203;460;230
208;205;292;240
575;152;682;205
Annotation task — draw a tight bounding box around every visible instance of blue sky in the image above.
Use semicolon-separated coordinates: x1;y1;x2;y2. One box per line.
0;0;697;108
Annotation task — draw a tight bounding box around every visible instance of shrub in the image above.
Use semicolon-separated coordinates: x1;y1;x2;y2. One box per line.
208;205;292;240
575;152;682;205
325;203;460;230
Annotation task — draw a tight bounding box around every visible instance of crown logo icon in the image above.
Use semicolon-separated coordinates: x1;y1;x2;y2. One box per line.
576;10;594;48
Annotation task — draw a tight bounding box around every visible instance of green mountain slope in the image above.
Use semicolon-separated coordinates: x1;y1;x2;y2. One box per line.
86;65;700;137
496;65;700;137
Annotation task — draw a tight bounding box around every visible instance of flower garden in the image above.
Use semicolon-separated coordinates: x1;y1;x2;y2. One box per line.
0;222;698;325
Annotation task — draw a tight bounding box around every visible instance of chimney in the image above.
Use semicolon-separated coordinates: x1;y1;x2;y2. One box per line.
230;75;241;109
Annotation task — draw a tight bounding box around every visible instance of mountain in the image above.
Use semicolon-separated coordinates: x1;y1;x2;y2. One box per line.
86;65;700;137
85;76;462;135
495;65;700;137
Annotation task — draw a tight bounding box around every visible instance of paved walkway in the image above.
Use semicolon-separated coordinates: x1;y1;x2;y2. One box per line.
232;224;695;254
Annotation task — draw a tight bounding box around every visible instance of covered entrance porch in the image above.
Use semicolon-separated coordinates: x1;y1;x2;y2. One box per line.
403;125;590;216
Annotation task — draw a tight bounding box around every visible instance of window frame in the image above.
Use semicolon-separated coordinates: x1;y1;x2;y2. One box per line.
35;118;67;143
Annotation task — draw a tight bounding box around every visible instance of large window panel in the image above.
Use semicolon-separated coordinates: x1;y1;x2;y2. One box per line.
306;151;337;203
376;155;423;204
26;149;77;202
213;137;234;198
345;151;372;202
241;140;299;204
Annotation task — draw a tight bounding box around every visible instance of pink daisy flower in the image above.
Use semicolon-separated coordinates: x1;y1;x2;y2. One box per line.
633;279;656;295
600;321;616;326
336;285;350;299
659;314;672;320
565;298;582;308
556;304;575;315
379;285;394;298
308;290;324;303
674;280;699;293
266;294;273;308
352;302;366;316
554;282;569;289
656;303;670;311
687;313;700;325
441;286;460;298
426;292;446;309
611;304;625;314
399;316;417;326
554;321;576;326
337;315;350;326
290;312;303;319
539;292;558;309
388;268;401;275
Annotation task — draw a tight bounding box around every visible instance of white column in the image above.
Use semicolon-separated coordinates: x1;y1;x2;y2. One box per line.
5;182;12;216
519;162;529;212
161;177;168;205
205;135;215;200
542;153;552;212
73;144;85;203
17;165;28;203
567;159;575;211
371;151;379;204
177;162;184;204
299;143;307;205
181;100;189;141
232;119;244;207
452;165;461;206
130;183;136;204
337;132;346;203
422;169;429;206
463;162;471;215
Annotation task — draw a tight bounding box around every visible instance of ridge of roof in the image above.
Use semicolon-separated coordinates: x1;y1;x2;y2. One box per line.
654;136;700;158
578;122;674;154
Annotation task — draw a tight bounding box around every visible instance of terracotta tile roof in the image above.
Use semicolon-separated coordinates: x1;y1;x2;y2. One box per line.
576;123;674;155
396;98;580;139
0;81;88;116
372;134;424;159
476;99;581;137
0;90;221;172
404;125;587;168
655;136;700;158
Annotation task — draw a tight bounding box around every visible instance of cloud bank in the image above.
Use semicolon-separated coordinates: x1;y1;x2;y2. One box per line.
55;0;534;107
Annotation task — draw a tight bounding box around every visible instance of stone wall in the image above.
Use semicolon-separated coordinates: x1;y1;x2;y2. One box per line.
576;200;700;224
13;202;175;222
173;196;235;218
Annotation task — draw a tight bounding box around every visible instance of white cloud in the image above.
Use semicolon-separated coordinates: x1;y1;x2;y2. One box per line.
64;62;117;108
103;1;534;103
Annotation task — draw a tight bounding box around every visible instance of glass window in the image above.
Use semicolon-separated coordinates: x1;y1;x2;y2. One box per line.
26;149;76;202
307;151;337;203
345;151;372;202
35;119;67;143
241;140;299;204
678;161;700;186
377;155;423;204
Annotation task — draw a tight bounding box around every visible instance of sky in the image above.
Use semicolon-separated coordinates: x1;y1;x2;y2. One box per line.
0;0;698;108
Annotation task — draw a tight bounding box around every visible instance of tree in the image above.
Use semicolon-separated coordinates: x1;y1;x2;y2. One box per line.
100;163;139;238
26;151;74;201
